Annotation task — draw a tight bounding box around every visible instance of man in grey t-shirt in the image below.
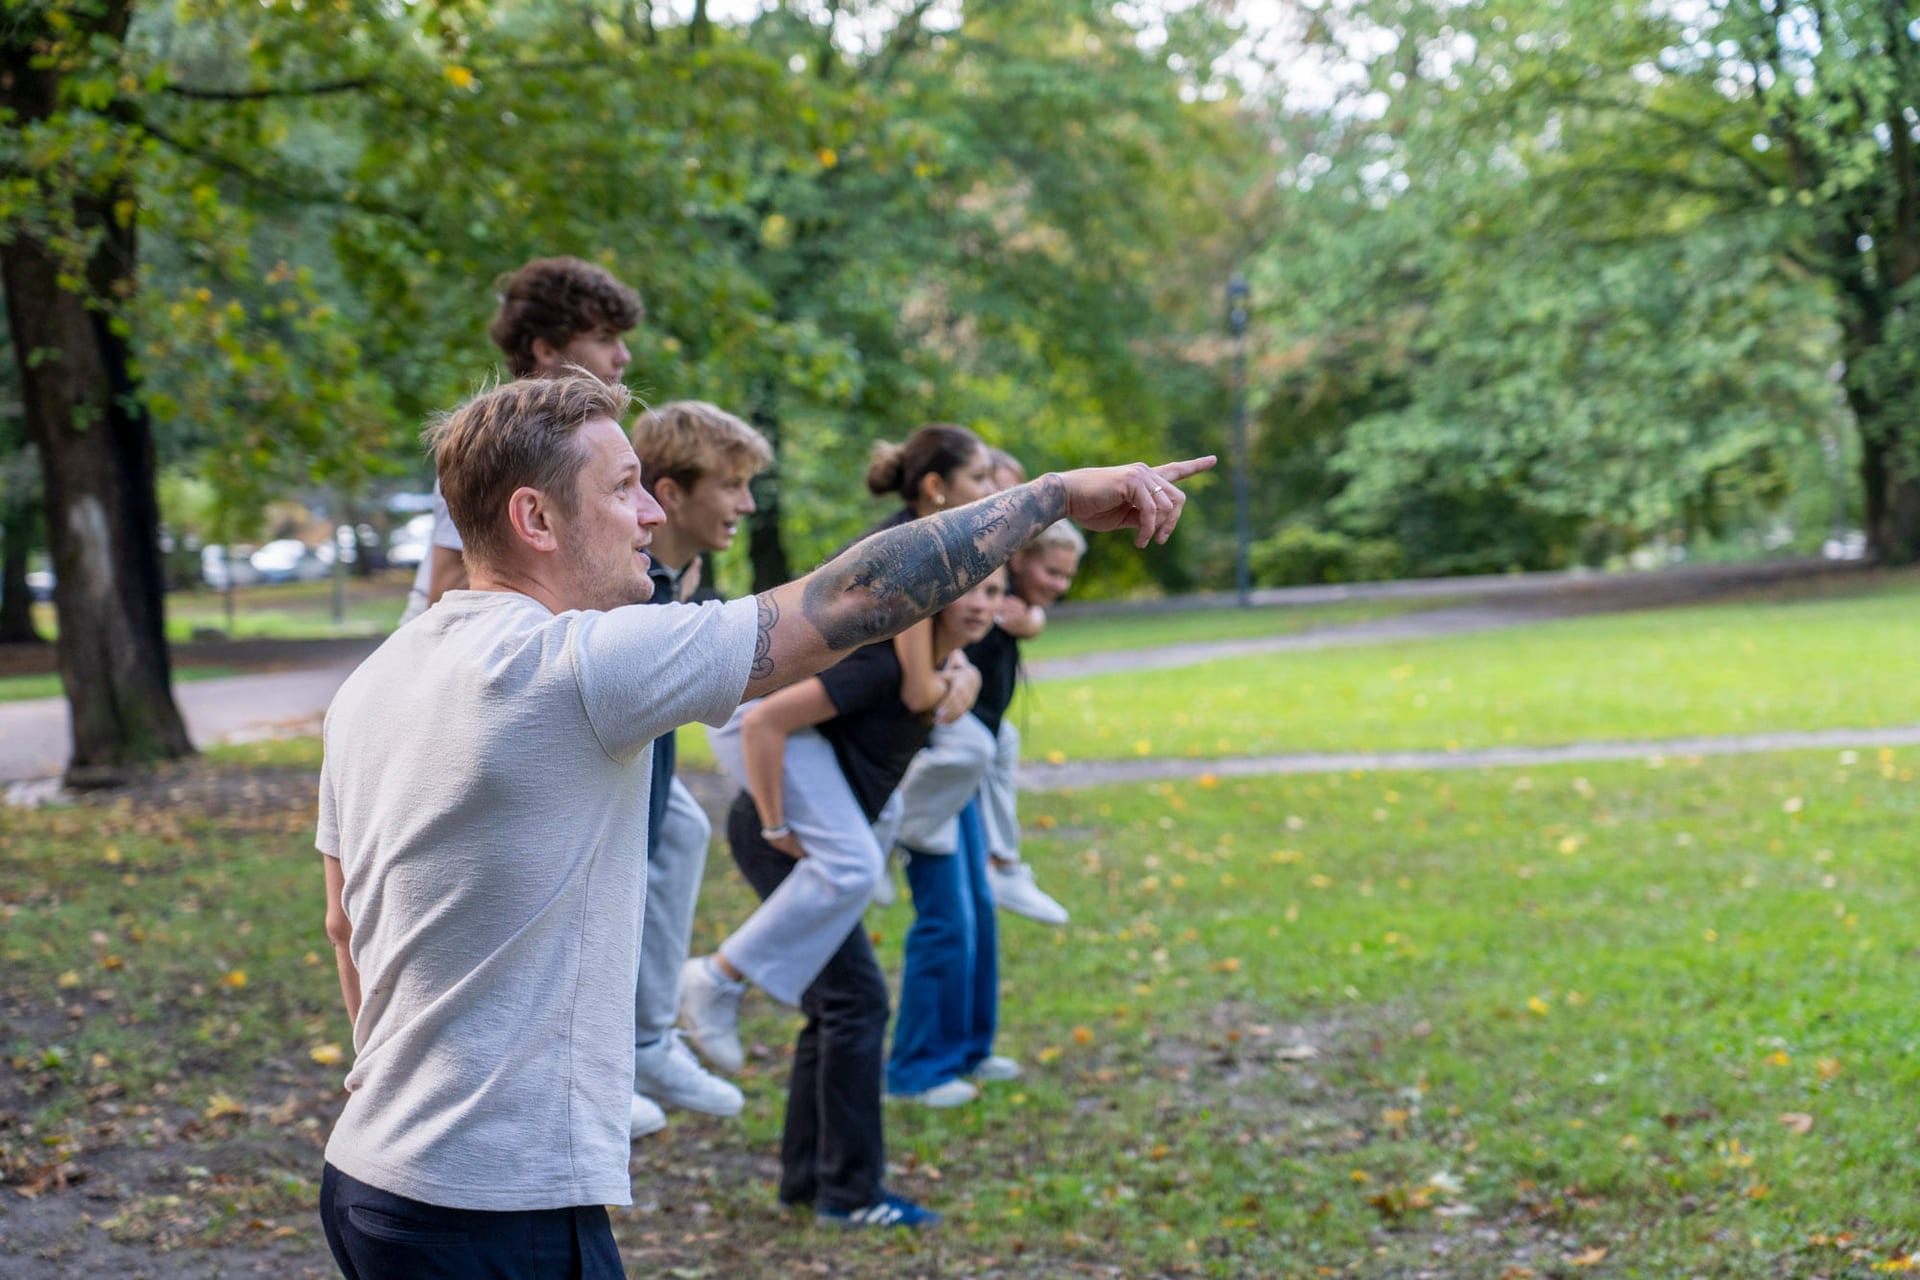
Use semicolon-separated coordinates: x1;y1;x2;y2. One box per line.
316;372;1211;1276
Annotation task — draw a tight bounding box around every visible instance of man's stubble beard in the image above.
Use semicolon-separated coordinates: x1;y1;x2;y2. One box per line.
562;525;653;612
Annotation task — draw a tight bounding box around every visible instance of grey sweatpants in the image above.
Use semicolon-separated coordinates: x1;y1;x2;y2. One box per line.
894;715;997;855
978;718;1023;866
707;703;896;1005
635;774;711;1047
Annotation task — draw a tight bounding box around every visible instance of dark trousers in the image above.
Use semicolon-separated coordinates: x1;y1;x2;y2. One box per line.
727;792;889;1213
319;1163;625;1280
887;798;999;1095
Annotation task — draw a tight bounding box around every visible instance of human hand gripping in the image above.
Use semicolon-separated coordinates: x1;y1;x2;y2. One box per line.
933;651;981;726
1058;457;1216;549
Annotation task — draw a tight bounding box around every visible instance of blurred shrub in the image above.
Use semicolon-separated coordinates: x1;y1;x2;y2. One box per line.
1251;524;1403;586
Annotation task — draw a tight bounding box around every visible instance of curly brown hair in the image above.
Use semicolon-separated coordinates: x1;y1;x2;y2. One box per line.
488;257;644;377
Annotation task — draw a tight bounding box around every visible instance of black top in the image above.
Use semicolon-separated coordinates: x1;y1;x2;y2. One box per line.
815;640;935;822
640;561;680;852
965;625;1021;737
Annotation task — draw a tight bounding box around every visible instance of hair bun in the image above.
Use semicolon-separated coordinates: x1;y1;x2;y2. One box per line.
865;440;906;496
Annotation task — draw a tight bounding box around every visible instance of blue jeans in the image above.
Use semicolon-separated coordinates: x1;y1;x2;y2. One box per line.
319;1164;625;1279
887;798;998;1095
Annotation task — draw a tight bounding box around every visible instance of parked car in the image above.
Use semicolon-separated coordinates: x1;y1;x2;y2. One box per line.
387;513;436;569
201;545;262;590
250;539;331;583
26;570;54;602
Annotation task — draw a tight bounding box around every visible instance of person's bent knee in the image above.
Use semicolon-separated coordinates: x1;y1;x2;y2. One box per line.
813;845;882;901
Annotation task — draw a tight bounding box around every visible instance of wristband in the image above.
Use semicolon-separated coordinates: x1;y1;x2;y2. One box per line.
761;823;793;842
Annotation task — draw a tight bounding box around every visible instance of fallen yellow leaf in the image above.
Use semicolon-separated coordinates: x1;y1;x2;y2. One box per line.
309;1043;345;1066
204;1092;246;1120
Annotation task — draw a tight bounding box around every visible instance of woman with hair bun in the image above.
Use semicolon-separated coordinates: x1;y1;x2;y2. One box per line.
684;425;1005;1082
859;425;1003;729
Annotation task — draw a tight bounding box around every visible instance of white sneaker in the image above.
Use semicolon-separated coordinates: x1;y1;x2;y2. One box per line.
870;847;898;907
678;956;746;1075
970;1055;1021;1083
635;1031;745;1117
629;1092;667;1138
896;1078;978;1108
986;861;1069;924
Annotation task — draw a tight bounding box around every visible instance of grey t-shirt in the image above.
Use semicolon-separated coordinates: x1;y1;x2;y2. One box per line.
317;588;757;1210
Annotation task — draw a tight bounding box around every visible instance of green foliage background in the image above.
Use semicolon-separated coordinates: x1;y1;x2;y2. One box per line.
7;0;1915;601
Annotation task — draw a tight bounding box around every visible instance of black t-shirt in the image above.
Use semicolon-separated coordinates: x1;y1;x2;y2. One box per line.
965;625;1021;737
639;561;681;851
815;640;934;822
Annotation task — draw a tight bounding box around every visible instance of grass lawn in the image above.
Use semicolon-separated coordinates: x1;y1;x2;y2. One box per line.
7;737;1920;1275
0;667;239;704
1024;596;1449;661
26;576;412;645
1023;573;1920;761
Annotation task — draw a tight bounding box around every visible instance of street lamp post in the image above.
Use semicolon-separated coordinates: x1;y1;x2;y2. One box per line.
1227;272;1251;607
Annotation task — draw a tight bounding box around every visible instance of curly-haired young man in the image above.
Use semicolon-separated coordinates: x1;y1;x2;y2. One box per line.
399;256;643;623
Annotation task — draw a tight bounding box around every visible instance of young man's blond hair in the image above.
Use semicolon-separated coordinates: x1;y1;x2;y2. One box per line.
629;401;772;495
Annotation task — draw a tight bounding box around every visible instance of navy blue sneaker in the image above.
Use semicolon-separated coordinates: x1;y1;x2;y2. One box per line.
817;1192;941;1230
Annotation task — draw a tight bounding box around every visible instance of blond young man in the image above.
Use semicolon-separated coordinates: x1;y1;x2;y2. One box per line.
623;402;772;1125
317;372;1208;1272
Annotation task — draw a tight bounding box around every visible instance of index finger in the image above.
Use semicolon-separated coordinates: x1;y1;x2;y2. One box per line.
1153;456;1217;484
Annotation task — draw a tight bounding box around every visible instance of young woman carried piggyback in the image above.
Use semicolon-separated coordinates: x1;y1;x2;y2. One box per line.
689;569;1007;1227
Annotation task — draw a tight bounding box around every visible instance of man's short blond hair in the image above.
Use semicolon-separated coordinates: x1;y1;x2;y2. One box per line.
629;400;773;495
425;375;633;568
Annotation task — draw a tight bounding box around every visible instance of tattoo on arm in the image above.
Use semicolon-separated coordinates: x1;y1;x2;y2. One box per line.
801;475;1067;652
752;593;778;680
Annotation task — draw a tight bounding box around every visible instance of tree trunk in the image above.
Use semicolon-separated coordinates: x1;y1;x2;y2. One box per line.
0;492;42;643
746;380;791;593
1;16;194;784
1842;335;1920;564
1858;425;1920;564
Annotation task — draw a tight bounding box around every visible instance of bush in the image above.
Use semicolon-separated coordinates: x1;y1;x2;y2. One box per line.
1250;524;1403;586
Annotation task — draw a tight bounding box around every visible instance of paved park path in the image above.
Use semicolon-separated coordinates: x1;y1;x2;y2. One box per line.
1014;723;1920;790
0;644;380;784
0;557;1874;785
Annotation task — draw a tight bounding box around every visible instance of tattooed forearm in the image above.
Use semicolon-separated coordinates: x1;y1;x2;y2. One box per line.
752;592;778;680
801;475;1067;652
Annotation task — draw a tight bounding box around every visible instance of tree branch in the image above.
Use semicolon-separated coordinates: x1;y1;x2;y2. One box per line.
162;77;379;101
135;116;424;228
868;0;938;87
1546;89;1778;190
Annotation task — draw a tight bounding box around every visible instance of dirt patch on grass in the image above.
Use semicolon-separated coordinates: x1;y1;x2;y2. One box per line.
5;759;321;820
